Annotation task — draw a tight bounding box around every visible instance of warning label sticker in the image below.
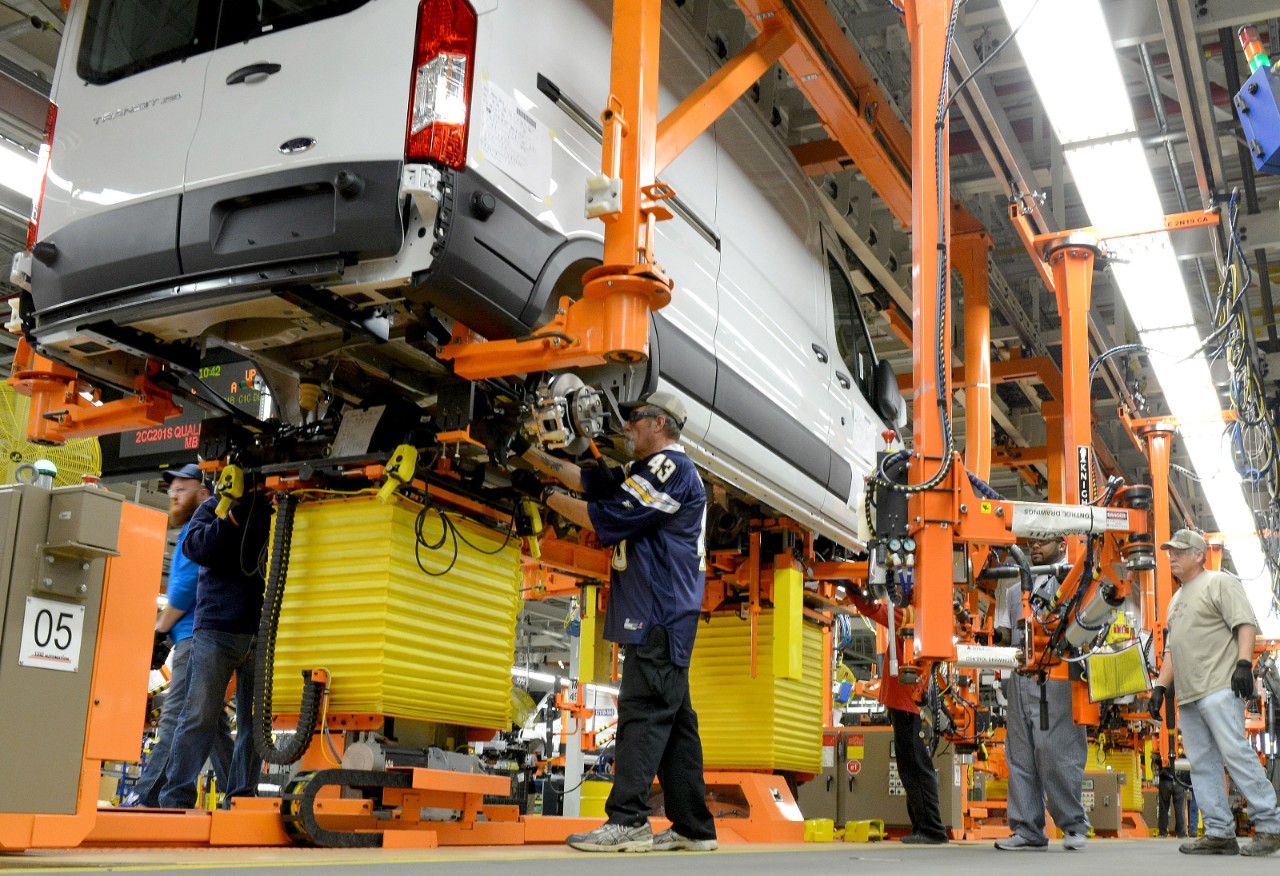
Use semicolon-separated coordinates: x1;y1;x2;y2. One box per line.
1009;503;1129;538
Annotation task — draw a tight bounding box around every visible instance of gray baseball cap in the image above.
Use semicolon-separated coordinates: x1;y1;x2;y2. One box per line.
620;391;687;429
1161;528;1207;553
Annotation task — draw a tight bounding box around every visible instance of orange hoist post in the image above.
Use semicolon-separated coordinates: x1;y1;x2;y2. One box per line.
904;0;957;663
7;337;183;444
1119;410;1178;758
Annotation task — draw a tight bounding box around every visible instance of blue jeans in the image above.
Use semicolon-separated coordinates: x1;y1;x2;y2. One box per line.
158;630;261;809
133;638;233;806
1179;688;1280;838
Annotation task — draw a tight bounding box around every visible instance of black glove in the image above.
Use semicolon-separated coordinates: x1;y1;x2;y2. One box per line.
1149;684;1165;720
510;469;547;502
1231;659;1255;698
508;431;532;458
150;629;172;671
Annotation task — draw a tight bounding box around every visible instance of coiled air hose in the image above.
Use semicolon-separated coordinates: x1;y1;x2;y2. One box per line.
254;493;327;764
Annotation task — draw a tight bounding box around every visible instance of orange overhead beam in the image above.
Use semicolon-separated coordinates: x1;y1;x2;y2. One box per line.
734;0;913;226
991;445;1048;466
896;355;1063;400
790;138;852;175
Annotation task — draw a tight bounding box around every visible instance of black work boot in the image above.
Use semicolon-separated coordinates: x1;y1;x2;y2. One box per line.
1179;834;1239;855
1241;832;1280;857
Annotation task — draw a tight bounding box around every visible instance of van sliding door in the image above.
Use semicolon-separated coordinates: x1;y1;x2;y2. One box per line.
706;104;834;520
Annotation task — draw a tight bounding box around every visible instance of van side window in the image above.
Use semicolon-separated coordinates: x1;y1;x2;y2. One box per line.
827;253;875;389
78;0;219;84
215;0;373;45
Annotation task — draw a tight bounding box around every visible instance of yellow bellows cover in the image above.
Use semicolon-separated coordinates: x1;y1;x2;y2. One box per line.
689;611;823;773
270;496;521;728
1086;642;1151;702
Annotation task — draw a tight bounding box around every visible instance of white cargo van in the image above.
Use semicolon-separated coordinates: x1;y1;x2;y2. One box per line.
15;0;901;550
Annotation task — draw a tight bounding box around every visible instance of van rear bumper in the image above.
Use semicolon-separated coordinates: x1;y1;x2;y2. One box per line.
31;160;405;313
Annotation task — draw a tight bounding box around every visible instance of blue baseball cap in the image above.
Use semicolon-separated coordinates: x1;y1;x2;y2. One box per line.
161;463;209;487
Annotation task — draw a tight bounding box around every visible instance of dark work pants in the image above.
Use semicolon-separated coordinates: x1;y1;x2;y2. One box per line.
889;706;949;840
1158;776;1187;836
605;628;716;841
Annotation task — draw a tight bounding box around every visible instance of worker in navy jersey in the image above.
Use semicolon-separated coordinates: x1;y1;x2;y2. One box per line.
515;390;716;853
848;592;949;844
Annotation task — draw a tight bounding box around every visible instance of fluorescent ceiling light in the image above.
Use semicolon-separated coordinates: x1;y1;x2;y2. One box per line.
1000;0;1278;632
0;140;37;199
1064;139;1162;227
1105;242;1196;332
1000;0;1134;145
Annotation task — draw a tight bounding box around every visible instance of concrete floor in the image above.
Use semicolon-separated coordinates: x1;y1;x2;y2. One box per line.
0;838;1270;874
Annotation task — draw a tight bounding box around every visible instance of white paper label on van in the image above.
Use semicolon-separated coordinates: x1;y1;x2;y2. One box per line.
477;81;552;198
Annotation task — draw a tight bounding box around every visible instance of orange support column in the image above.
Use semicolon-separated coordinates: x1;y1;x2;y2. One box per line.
904;0;956;662
955;229;993;483
1137;420;1176;756
1042;400;1064;503
1046;237;1100;510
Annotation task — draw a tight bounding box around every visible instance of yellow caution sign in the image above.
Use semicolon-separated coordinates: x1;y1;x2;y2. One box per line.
980;501;993;514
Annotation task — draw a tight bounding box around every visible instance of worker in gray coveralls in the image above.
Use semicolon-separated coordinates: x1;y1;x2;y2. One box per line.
993;535;1090;851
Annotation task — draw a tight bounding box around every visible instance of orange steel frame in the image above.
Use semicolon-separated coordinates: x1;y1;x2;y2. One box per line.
14;0;1201;852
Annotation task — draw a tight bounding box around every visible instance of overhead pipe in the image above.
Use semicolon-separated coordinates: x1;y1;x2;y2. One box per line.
1138;42;1215;310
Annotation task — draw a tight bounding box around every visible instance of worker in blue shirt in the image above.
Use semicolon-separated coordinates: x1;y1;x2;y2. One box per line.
123;464;233;808
515;390;716;853
159;484;272;809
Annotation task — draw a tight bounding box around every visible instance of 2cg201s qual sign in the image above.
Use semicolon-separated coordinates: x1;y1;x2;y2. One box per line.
18;596;85;672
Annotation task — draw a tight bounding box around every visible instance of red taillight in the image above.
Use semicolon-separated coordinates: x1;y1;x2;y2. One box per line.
27;101;55;251
406;0;477;169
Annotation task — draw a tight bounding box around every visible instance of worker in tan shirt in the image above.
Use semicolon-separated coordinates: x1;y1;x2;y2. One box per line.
1151;529;1279;856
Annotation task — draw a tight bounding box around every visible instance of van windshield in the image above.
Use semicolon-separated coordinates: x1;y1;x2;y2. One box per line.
78;0;372;85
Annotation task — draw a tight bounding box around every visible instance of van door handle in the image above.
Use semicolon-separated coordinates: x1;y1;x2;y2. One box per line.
812;343;829;364
226;62;282;86
836;371;851;390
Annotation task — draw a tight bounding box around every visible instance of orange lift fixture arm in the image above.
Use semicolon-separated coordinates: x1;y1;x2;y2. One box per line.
7;338;183;444
440;1;795;381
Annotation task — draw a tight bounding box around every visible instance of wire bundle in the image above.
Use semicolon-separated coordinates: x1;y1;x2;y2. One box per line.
1210;192;1280;602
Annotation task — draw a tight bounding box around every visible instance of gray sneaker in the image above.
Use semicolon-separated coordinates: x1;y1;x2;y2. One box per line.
994;834;1048;851
653;828;718;851
1063;832;1087;851
1179;834;1239;855
1241;832;1280;857
566;821;654;853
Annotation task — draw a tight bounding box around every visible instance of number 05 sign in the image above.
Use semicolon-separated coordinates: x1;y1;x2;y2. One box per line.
19;596;86;672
